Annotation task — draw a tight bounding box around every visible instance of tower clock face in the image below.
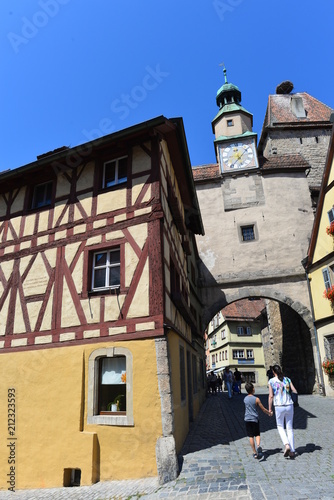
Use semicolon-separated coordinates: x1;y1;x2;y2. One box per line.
220;142;255;170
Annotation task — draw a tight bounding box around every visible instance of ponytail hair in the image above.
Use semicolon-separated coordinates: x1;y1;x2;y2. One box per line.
272;364;284;382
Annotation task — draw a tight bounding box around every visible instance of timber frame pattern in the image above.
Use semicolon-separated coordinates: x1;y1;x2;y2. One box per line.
0;116;203;352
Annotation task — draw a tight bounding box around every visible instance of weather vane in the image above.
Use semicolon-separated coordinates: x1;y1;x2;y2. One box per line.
219;62;228;83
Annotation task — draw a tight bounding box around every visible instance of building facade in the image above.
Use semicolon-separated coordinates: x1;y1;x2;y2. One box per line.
206;299;267;385
0;116;206;490
306;121;334;396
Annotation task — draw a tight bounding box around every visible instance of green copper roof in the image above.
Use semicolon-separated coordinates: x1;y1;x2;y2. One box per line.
216;82;240;96
214;130;257;143
212;103;253;123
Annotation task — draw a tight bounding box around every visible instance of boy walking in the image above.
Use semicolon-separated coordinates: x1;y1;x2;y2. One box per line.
244;382;272;460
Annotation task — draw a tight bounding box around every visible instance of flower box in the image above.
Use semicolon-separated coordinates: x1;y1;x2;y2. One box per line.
322;359;334;376
326;222;334;236
323;285;334;302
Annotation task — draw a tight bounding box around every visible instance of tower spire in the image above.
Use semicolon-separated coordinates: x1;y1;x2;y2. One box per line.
219;62;228;84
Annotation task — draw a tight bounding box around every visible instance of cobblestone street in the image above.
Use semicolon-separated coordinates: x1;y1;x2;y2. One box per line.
0;387;333;499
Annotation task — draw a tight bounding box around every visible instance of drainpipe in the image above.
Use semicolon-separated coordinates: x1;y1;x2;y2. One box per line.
301;257;326;396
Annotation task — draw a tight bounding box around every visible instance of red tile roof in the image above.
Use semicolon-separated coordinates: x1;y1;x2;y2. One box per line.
263;92;333;128
192;163;220;181
221;299;266;321
259;153;310;171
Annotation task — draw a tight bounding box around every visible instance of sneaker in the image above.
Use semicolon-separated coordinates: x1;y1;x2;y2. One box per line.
253;453;258;459
257;446;263;455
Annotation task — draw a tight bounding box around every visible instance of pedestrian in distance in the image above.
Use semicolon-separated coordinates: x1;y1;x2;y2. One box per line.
268;364;298;459
244;382;273;461
234;367;242;393
266;365;274;381
209;370;218;394
224;366;233;399
217;374;223;392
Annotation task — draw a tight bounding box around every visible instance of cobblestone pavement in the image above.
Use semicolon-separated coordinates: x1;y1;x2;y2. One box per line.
0;387;333;499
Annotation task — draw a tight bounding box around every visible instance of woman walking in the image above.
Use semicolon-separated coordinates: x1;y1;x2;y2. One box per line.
268;364;298;459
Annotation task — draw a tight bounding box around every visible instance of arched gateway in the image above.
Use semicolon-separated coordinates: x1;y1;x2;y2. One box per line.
193;70;333;393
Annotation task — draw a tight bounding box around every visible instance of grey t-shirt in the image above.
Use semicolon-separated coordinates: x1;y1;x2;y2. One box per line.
244;394;258;422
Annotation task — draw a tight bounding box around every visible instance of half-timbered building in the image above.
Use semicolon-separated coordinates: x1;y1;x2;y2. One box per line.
0;116;206;490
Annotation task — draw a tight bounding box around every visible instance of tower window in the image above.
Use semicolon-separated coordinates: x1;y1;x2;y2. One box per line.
227;119;234;127
241;225;255;241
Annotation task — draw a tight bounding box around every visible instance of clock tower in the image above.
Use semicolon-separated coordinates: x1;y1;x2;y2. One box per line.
212;67;259;173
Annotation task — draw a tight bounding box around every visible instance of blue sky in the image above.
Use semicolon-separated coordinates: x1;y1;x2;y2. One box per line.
1;0;333;172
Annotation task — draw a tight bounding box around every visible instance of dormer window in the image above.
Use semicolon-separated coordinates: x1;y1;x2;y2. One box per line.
291;96;306;118
227;119;234;127
31;181;53;209
103;156;127;188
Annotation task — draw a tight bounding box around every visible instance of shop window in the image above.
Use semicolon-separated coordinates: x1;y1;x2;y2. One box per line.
87;347;133;426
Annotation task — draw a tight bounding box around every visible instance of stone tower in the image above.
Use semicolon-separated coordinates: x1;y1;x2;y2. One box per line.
192;71;329;392
258;81;333;208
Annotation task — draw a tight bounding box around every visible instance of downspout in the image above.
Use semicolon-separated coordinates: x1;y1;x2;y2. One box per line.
301;257;326;396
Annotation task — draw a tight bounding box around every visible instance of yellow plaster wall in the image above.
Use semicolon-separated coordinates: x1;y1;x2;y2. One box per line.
127;260;149;318
11;188;25;215
313;190;334;263
56;173;71;198
127;224;148;251
317;323;334;396
167;330;205;453
77;162;94;191
132;175;150;205
125;243;139;287
329;156;334;185
132;144;151;175
97;189;126;215
309;266;334;320
0;339;162;490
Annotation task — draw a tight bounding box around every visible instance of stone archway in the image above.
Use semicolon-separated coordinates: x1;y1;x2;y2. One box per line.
199;275;323;394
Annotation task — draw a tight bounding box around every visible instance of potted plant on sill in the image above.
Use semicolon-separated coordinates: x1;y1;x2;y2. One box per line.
323;285;334;302
322;359;334;376
326;222;334;236
107;394;125;412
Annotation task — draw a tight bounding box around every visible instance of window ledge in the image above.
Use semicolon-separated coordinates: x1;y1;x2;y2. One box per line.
87;414;134;426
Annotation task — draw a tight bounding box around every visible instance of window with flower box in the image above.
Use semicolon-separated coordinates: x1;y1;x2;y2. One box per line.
328;208;334;224
323;267;332;290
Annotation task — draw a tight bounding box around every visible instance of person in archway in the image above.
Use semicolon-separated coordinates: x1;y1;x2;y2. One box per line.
234;367;242;394
266;366;274;381
268;364;298;459
224;366;233;399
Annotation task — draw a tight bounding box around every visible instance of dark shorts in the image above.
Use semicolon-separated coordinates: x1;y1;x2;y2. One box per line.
245;420;260;437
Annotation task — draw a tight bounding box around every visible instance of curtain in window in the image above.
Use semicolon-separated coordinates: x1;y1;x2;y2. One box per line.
101;357;126;384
